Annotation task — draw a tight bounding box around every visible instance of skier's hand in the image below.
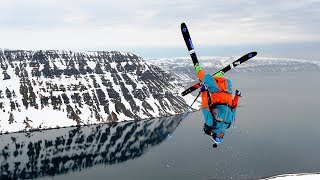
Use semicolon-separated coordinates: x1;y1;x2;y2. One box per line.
236;89;242;97
195;64;202;73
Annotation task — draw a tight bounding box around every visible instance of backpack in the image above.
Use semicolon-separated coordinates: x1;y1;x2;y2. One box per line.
210;77;233;107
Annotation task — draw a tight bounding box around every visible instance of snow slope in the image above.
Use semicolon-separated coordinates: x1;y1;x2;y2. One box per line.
264;173;320;180
0;49;193;133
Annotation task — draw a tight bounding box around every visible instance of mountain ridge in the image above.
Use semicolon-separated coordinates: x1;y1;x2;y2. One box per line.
0;49;191;133
147;56;320;83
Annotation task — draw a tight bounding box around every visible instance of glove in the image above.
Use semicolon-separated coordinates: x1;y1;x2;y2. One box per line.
235;89;242;97
195;64;202;73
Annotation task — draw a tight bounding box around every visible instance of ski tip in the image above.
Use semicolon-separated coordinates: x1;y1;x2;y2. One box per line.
246;52;257;59
250;51;258;57
181;23;187;32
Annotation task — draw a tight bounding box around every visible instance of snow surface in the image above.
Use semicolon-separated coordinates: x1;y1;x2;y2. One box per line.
264;173;320;180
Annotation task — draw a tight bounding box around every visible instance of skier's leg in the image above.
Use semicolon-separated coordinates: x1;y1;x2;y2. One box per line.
201;108;214;127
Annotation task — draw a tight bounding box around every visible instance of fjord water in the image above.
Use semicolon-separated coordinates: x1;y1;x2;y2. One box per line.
1;72;320;180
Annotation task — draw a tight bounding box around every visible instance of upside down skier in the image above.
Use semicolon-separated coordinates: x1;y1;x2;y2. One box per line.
195;64;241;147
180;22;255;148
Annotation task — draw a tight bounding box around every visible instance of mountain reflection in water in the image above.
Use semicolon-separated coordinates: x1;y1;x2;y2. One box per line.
0;113;187;179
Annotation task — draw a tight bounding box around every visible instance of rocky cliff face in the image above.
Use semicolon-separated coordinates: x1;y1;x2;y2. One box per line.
0;49;189;133
0;113;186;179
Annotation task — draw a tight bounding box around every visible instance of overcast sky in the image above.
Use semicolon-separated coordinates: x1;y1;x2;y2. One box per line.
0;0;319;59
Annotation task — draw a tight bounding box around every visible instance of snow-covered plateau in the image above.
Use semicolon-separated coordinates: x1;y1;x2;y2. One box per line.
147;56;320;83
0;49;195;133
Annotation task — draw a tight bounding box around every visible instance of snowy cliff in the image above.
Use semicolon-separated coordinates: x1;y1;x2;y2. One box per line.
0;49;191;133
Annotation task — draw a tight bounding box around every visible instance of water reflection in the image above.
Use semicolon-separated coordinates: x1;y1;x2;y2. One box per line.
0;113;187;179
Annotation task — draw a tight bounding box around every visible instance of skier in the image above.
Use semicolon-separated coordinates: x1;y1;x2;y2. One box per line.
195;64;241;147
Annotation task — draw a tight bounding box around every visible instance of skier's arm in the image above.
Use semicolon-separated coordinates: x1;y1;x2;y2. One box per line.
231;90;241;109
231;95;239;109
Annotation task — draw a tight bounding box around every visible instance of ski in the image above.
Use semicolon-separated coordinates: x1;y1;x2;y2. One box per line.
181;52;257;96
181;22;199;66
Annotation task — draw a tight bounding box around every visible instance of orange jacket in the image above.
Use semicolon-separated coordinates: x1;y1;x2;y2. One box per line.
197;69;239;110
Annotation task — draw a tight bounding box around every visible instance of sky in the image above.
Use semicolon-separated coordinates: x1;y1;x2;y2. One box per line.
0;0;319;59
